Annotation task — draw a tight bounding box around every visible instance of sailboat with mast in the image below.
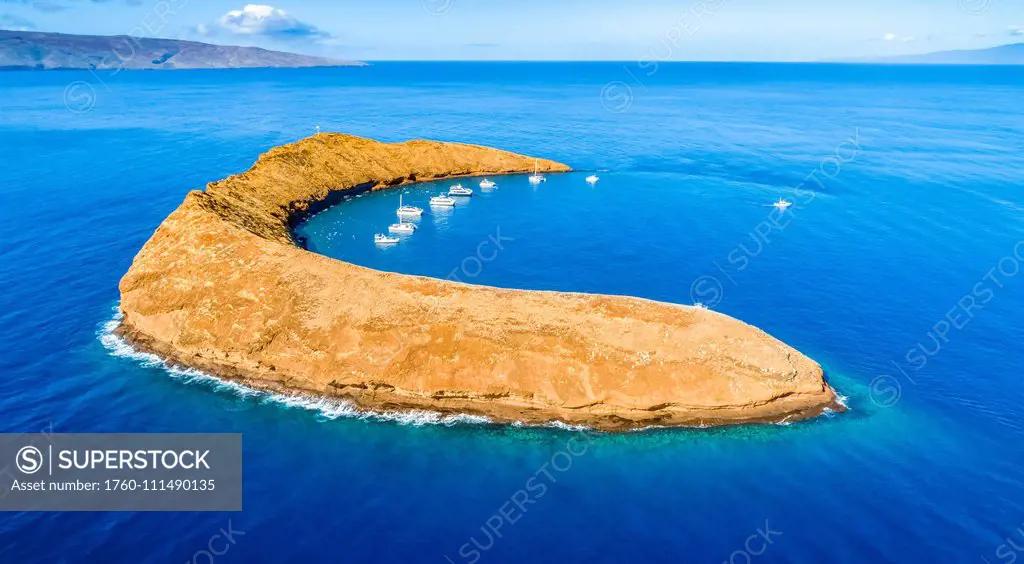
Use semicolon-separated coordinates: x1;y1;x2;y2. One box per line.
528;160;546;184
396;194;423;218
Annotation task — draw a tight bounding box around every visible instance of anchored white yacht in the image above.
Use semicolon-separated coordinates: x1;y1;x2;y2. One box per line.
396;194;423;217
374;233;399;244
479;179;497;189
448;184;474;197
388;222;416;234
429;195;456;207
773;198;793;210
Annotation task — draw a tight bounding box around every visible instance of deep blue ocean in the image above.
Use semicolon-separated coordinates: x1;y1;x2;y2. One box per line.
2;62;1024;563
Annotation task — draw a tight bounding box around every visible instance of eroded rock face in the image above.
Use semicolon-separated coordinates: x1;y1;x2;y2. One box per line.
118;133;842;431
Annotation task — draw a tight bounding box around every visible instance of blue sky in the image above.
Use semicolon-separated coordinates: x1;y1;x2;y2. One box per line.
1;0;1022;61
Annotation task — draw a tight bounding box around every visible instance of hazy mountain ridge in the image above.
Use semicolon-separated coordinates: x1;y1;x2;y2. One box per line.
0;30;364;70
863;42;1024;65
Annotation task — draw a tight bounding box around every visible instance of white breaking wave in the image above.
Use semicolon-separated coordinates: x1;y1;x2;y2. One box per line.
98;307;493;428
775;415;794;427
543;420;591;432
629;424;668;432
99;307;839;432
821;390;850;419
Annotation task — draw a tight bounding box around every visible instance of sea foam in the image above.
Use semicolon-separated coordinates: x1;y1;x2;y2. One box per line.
98;307;494;428
99;307;833;432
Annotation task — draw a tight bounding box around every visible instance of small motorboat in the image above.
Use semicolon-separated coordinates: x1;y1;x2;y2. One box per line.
448;184;474;197
374;233;399;245
396;194;423;218
528;160;546;184
388;222;416;234
772;198;793;210
586;175;599;184
429;195;456;207
479;179;497;189
693;302;709;310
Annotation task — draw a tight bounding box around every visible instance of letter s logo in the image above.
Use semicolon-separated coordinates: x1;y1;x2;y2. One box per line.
600;81;634;113
16;446;44;475
63;81;97;114
689;275;723;308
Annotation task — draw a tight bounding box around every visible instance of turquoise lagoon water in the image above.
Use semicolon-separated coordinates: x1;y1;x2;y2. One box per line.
2;63;1024;563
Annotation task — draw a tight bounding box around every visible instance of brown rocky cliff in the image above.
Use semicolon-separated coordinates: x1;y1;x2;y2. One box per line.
117;133;842;431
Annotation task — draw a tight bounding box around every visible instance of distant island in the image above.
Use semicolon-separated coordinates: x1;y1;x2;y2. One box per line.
0;30;364;70
858;42;1023;65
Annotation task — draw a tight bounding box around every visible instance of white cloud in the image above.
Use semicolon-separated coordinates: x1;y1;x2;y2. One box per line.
217;4;329;40
881;32;914;43
1009;26;1024;37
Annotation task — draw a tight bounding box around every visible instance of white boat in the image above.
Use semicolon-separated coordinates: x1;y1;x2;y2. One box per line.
448;185;474;197
396;194;423;217
772;198;793;210
479;179;497;189
586;175;599;184
429;195;456;207
528;160;546;184
693;302;709;310
374;233;399;244
388;222;416;234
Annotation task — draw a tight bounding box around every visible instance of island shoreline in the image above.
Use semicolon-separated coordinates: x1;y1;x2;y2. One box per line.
112;322;844;432
116;133;845;432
